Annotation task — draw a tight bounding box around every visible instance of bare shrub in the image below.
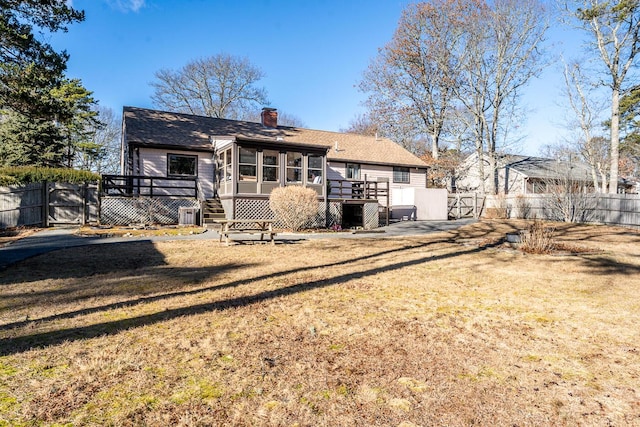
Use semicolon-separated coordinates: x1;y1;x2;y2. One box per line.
485;193;508;219
514;194;532;219
519;220;555;254
541;167;598;223
269;186;319;231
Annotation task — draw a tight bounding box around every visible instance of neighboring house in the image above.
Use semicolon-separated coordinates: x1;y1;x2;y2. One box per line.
113;106;428;227
454;152;602;194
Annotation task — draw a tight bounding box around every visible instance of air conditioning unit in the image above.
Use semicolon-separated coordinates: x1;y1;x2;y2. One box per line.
178;207;199;225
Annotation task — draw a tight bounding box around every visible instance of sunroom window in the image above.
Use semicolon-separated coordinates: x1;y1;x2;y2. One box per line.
263;150;280;182
238;147;257;181
224;149;232;181
308;154;323;184
286;152;303;182
168;154;197;177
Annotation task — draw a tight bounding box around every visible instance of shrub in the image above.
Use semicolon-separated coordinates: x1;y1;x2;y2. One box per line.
515;194;532;219
0;166;99;185
269;186;319;231
485;193;509;219
519;220;555;254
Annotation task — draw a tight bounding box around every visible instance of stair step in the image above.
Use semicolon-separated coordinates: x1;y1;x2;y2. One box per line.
202;199;226;223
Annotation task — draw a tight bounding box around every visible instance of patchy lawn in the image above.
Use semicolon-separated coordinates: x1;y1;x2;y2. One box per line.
0;220;639;426
0;227;40;246
76;224;207;238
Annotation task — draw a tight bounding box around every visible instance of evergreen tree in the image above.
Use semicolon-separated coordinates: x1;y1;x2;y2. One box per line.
0;1;87;167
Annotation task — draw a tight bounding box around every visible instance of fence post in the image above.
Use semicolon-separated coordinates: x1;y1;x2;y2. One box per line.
82;182;87;225
456;193;461;219
473;192;478;218
42;181;49;227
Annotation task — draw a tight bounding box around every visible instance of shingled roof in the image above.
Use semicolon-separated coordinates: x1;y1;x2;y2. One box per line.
502;155;593;181
123;107;428;168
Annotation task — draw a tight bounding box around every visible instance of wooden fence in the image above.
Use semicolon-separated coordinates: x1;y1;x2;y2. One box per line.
447;192;485;219
0;182;99;229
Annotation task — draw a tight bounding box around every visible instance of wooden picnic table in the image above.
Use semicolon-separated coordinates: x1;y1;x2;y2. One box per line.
211;219;276;245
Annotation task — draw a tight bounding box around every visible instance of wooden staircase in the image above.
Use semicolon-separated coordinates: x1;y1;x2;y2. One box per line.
202;198;226;226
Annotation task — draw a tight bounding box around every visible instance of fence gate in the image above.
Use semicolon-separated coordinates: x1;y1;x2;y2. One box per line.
46;182;90;226
448;192;484;219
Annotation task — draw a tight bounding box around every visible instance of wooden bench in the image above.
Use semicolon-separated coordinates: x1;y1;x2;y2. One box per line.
212;219;276;245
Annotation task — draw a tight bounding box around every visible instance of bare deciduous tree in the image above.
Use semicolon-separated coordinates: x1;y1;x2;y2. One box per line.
241;107;306;127
341;113;380;136
561;60;609;192
150;54;268;120
542;165;598;223
565;0;640;193
359;0;547;191
74;106;121;174
460;0;548;194
360;0;470;159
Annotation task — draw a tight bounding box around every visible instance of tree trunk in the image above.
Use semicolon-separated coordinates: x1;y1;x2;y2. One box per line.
609;86;620;194
599;169;608;193
589;164;599;193
431;130;439;160
488;152;498;194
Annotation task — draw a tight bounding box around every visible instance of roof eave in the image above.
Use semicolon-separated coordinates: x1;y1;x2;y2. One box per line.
235;136;330;152
128;141;215;152
327;156;428;169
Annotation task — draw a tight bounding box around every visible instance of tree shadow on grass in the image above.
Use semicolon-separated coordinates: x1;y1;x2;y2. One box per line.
0;236;453;333
0;235;505;356
0;240;170;285
548;222;640;245
550;254;640;277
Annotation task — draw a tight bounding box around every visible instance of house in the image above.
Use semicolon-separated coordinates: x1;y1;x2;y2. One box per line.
454;152;600;194
110;106;428;228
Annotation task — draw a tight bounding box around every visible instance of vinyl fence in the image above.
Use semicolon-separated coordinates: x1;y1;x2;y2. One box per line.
484;193;640;228
0;182;99;229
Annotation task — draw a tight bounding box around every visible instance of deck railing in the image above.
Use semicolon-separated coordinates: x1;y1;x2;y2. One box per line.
101;175;198;198
328;179;389;204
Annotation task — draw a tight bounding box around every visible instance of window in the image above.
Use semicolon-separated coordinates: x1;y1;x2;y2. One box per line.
168;154;197;177
286;152;302;182
238;147;257;181
346;163;360;180
224;149;231;181
308;154;323;184
262;150;280;182
393;166;410;184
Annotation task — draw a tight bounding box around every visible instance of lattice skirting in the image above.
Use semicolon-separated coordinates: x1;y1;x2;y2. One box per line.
363;202;379;230
101;197;199;225
327;201;342;227
232;198;378;230
234;199;336;229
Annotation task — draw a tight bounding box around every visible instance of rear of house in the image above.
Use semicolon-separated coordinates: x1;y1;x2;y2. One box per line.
107;106;428;228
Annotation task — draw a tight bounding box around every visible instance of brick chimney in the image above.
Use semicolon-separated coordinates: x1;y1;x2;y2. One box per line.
261;107;278;128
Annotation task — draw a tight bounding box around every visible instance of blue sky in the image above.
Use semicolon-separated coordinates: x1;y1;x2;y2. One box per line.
53;0;592;156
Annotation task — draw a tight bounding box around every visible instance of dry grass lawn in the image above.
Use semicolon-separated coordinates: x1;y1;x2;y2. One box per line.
0;220;639;426
0;227;40;246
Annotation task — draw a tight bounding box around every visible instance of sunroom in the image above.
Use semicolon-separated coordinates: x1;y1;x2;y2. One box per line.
213;136;329;221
